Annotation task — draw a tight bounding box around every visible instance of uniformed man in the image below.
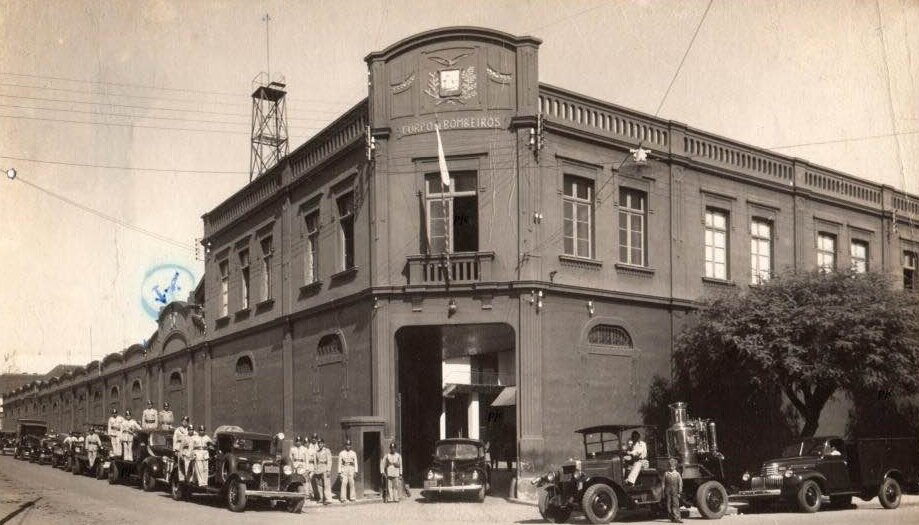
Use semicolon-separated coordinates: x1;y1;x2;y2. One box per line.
158;402;175;431
290;436;313;499
314;438;333;504
172;416;191;481
85;427;102;471
308;433;319;453
305;435;319;501
338;438;358;502
189;425;213;487
141;400;159;431
382;442;403;503
121;409;142;461
107;408;124;458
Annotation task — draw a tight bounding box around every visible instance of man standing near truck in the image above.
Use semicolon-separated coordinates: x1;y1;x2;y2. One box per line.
107;408;123;459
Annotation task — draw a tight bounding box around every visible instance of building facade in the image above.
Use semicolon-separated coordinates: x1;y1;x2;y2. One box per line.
4;27;919;497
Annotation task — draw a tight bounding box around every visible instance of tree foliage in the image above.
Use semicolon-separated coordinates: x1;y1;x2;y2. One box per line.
675;269;919;438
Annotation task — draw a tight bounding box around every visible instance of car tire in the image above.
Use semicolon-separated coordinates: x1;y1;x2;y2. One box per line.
796;479;822;513
476;484;486;503
695;480;729;519
141;467;157;492
170;472;186;501
109;461;120;485
582;483;618;524
96;461;107;480
288;483;307;513
71;459;81;475
227;480;247;512
878;478;901;509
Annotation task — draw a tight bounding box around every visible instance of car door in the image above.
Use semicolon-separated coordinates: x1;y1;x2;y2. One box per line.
818;439;851;493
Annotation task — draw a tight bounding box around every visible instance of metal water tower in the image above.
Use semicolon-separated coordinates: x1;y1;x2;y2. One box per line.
249;75;289;181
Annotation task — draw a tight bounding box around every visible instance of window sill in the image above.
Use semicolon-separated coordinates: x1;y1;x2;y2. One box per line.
614;263;655;276
299;281;323;295
330;267;359;280
234;307;251;320
559;255;603;269
702;277;736;287
255;298;275;311
215;315;231;326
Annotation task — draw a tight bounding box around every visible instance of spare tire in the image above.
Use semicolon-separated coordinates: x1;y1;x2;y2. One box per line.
695;480;729;519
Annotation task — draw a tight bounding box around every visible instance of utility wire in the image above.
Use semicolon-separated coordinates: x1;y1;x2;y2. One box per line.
11;176;196;252
0;155;248;174
767;130;919;150
654;0;714;116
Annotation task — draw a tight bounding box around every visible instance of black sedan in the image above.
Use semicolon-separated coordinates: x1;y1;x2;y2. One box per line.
421;438;490;502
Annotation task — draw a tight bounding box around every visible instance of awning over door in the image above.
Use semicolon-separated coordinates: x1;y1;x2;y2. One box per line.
490;386;517;407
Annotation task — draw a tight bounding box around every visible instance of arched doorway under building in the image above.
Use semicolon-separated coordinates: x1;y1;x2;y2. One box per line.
395;323;516;491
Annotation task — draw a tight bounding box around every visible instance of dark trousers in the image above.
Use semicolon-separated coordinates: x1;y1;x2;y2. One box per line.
666;492;681;522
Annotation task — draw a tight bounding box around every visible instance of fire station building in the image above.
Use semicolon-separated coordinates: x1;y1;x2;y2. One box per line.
4;27;919;498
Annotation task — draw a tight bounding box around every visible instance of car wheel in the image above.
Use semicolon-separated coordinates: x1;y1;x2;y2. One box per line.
170;472;185;501
695;480;729;519
71;459;81;475
227;480;248;512
476;484;486;503
95;461;107;480
288;484;307;513
878;478;901;509
108;461;120;485
142;467;157;492
581;483;618;524
796;480;822;513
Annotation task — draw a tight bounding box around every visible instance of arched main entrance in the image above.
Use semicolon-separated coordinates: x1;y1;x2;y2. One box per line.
395;323;516;488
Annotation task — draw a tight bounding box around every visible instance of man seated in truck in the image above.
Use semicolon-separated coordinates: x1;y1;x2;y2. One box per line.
624;430;649;486
826;439;843;456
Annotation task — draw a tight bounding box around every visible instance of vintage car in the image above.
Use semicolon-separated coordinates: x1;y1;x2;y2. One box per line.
169;427;308;513
421;438;490;502
49;433;78;469
71;424;112;479
13;419;48;460
108;429;177;492
1;431;18;455
734;435;919;513
33;434;60;464
534;403;729;524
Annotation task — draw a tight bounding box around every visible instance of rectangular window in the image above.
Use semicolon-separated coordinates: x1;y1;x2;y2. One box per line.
618;189;646;266
260;236;273;301
905;251;917;290
817;233;836;272
239;250;250;309
850;240;868;273
425;172;478;253
304;211;319;284
219;260;229;317
563;175;593;258
704;209;729;280
750;218;772;284
337;192;355;270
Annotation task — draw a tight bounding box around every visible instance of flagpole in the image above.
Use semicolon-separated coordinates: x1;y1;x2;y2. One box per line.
435;124;451;284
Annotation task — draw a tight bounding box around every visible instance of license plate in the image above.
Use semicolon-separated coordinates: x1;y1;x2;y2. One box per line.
103;462;110;469
264;465;280;474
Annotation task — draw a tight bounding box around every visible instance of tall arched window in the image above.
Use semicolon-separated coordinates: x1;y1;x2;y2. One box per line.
318;333;344;365
131;380;142;397
169;371;183;388
110;385;119;398
235;355;254;377
587;324;633;348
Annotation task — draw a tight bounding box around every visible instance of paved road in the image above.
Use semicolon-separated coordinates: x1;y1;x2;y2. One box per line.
2;455;918;524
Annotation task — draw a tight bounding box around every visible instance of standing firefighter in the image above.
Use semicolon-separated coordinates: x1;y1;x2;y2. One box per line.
664;458;684;523
159;402;175;431
189;425;212;487
314;438;333;504
85;427;102;470
339;439;358;502
290;436;313;499
107;408;123;458
382;442;403;503
142;400;159;431
121;410;142;461
172;416;190;481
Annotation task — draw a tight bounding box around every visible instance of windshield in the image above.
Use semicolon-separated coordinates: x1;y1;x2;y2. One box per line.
150;433;173;448
232;438;272;454
781;439;826;457
584;432;622;458
435;443;481;460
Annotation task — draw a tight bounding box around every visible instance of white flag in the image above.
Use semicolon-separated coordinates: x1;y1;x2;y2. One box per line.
435;124;451;188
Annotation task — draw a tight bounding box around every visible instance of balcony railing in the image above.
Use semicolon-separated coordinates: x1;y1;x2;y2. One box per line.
407;251;495;286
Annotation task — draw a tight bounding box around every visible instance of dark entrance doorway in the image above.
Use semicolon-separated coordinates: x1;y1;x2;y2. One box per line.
395;323;516;488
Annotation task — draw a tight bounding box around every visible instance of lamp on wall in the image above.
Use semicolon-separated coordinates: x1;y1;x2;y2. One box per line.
448;298;457;315
529;290;543;313
587;300;595;317
372;296;380;310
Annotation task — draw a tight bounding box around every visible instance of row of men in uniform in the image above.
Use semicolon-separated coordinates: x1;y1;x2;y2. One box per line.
106;400;173;462
170;417;212;487
289;433;358;503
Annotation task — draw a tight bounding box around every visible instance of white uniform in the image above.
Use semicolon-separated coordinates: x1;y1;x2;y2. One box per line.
120;417;142;461
338;448;358;502
172;426;189;481
141;408;159;430
189;434;212;487
108;415;124;458
625;440;649;485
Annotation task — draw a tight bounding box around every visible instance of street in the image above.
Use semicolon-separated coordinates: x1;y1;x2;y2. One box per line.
1;456;918;525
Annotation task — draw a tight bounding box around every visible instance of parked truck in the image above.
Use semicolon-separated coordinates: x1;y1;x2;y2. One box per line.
735;435;919;513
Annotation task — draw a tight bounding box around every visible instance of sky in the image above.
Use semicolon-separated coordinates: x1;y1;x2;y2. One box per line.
0;0;916;374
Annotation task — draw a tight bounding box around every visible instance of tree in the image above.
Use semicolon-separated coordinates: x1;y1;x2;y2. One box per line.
675;269;919;438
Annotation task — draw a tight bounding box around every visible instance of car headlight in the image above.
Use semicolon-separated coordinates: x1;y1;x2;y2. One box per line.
546;471;557;483
471;470;479;480
742;472;751;482
784;469;794;478
252;463;263;474
426;470;435;480
283;465;293;476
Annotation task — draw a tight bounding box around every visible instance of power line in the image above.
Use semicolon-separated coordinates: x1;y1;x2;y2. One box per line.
654;0;715;116
10;176;196;251
0;155;248;174
767;130;919;150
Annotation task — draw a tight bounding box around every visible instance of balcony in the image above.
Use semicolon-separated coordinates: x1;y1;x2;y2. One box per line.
407;251;495;286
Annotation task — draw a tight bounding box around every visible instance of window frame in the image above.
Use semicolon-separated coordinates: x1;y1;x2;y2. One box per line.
218;259;230;317
304;210;320;285
238;249;250;310
850;239;869;273
618;188;647;266
260;236;273;303
317;332;347;366
704;208;730;280
904;251;918;291
234;354;255;379
336;192;356;271
563;175;594;259
750;218;773;284
817;232;837;272
424;171;479;254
